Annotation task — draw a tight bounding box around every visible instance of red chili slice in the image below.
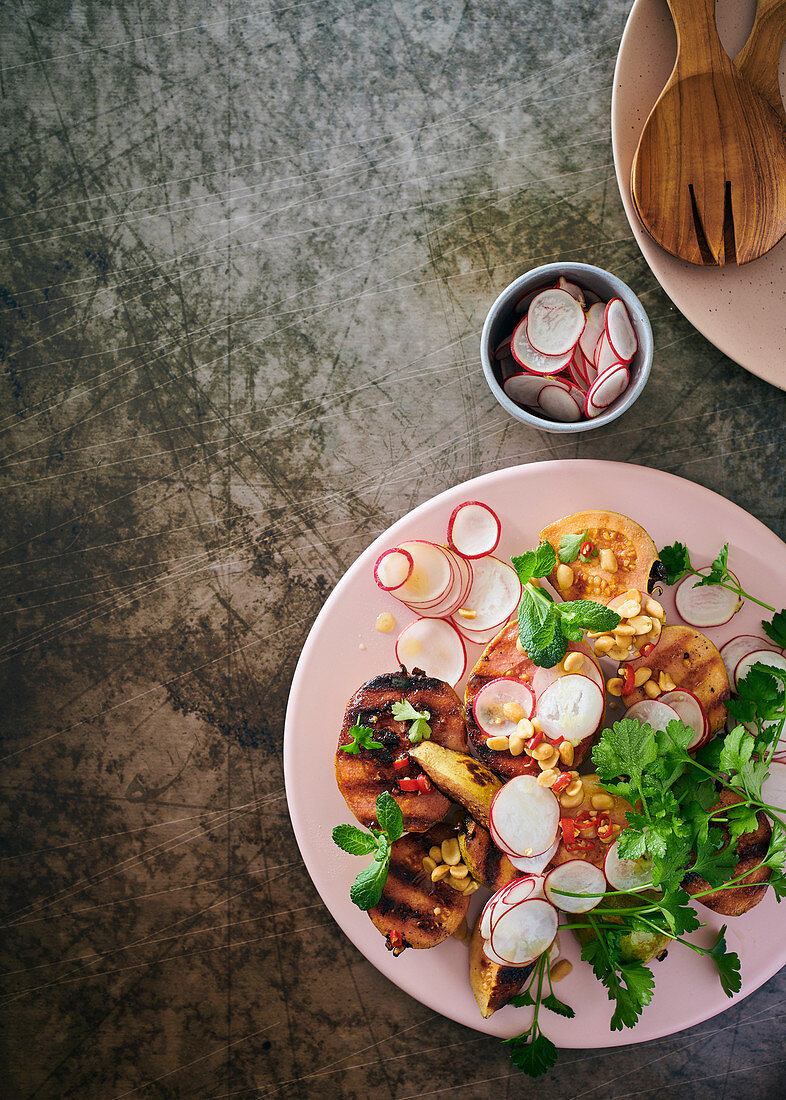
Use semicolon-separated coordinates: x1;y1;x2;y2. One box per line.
596;811;614;840
640;643;655;656
560;817;576;845
552;772;572;794
398;777;419;792
393;757;410;772
415;773;433;793
574;811;596;831
621;666;635;696
550;735;565;747
526;731;544;752
566;837;594;853
580;540;595;558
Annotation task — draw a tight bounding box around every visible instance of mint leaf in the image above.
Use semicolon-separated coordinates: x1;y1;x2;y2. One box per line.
375;790;404;842
763;609;786;649
349;857;390;910
658;541;692;585
511;542;555;585
557;529;588;564
558;600;621;633
332;824;378;855
341;723;383;754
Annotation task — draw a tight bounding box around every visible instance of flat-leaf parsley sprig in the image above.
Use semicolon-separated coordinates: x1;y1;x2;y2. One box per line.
506;952;574;1076
512;542;621;668
332;791;404;910
659;540;786;644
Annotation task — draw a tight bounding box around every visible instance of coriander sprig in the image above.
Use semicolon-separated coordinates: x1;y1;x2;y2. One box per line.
511;542;620;668
332;791;404;910
505;952;574;1076
659;541;785;644
340;723;384;754
391;700;432;744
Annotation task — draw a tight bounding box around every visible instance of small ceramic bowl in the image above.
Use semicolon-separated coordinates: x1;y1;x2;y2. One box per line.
480;262;653;433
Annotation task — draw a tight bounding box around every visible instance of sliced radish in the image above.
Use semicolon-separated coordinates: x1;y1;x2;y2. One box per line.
659;689;708;749
397;546;472;619
585;364;630;415
489;898;558;965
452;619;508;647
527;289;586;356
544;860;606;913
479;877;537;940
675;568;743;627
489;775;560;859
494;338;512;361
604;838;654;892
579;301;606;362
537;383;583;422
557;275;586;309
392;540;453;607
735;648;786;688
394;618;466;685
473;676;536;737
514;283;553;315
567;355;589;392
594;332;624;374
504;371;552;407
451;556;522;633
373;547;414;592
721;635;782;685
604;298;638;363
510;317;573;375
447;500;501;560
535;674;604;747
509;836;560;875
499;355;520;382
625;698;682;732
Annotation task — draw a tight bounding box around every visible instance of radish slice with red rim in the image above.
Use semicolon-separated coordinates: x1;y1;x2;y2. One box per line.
735;648;786;688
509;836;560;875
721;635;783;684
659;689;708;749
373;547;414;592
499;356;520;382
544;860;606;913
537;383;583;422
489;897;558;966
510;317;573;375
494;338;512;361
388;540;453;607
451;555;522;632
452;619;507;647
489;775;560;859
533;650;603;697
604;298;638;363
604;839;654;892
473;676;536;737
625;698;681;732
527;289;586;356
594;332;625;374
482;939;518;967
579;301;606;362
503;372;552;407
675;568;743;627
394;618;466;685
586;364;630;415
447;500;501;560
557;276;586;309
535;674;604;746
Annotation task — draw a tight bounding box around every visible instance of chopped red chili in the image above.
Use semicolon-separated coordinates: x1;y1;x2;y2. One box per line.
640;643;655;656
560;817;576;845
552;772;572;794
393;757;410;772
574;811;596;831
565;837;594;853
526;731;544;752
398;776;419;792
580;540;595;558
550;735;565;747
621;666;636;696
596;811;614;840
415;773;433;793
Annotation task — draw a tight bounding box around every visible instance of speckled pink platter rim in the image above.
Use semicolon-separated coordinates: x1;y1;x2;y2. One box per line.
284;460;786;1045
612;0;786;389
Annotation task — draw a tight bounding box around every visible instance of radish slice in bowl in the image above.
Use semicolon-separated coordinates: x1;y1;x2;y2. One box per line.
452;555;522;633
675;567;743;627
535;674;604;746
544;860;606;913
510;317;573;375
659;689;708;749
447;500;501;559
625;698;682;732
489;775;560;859
579;301;606;363
373;547;414;592
557;275;586;308
585;364;630;416
473;677;536;737
394;618;466;686
527;289;586;356
734;648;786;688
604;838;654;892
537;383;583;422
604;298;638;363
503;371;553;407
489;897;559;966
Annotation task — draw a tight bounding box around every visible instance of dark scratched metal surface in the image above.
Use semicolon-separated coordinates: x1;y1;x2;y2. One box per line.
1;1;785;1096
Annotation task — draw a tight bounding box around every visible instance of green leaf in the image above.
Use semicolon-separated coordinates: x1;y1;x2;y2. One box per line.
695;544;729;587
375;790;404;842
658;541;692;585
511;542;556;585
558;529;588;564
659;888;701;935
349;857;390;910
506;1031;558;1077
592;718;658;790
517;590;568;668
542;993;575;1019
762;609;786;649
719;725;754;776
510;990;536;1008
690;827;738;888
558;600;621;633
707;926;742;997
391;700;424;723
341;723;384;753
332;823;378;856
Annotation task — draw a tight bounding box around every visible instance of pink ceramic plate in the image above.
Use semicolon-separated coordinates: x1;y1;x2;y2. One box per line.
612;0;786;389
284;460;786;1045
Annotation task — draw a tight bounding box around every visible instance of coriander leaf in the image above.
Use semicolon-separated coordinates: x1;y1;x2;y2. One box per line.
719;725;754;776
506;1032;558;1077
408;716;431;743
331;824;378;856
341;723;384;754
695;543;729;587
558;600;621;633
766;868;786;901
763;609;786;649
690;827;738;888
510;991;536;1008
592;718;658;791
375;790;404;842
558;529;588;564
542;993;575;1019
658;541;692;585
659;888;701;935
392;700;432;745
391;700;422;722
613;963;655;1029
616;826;648;861
708;926;742;997
349;857;389;910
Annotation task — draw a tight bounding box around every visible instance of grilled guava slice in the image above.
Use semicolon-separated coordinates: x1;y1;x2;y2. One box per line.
335;667;468;832
458;816;519;892
409;741;502;830
367;825;470;952
468;913;534;1018
622;624;730;736
539;510;663;605
682;790;771;915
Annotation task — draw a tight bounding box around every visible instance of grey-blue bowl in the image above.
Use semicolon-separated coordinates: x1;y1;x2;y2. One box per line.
480;262;653;433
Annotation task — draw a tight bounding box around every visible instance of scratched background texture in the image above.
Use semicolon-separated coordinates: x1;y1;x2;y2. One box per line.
1;0;785;1097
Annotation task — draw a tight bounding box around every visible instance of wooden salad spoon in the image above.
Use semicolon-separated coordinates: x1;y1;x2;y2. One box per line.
631;0;786;266
734;0;786;123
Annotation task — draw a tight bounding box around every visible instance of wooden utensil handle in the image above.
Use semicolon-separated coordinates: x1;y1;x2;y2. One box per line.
666;0;730;74
735;0;786;119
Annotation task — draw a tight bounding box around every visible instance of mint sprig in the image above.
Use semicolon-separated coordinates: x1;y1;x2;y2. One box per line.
332;791;404;910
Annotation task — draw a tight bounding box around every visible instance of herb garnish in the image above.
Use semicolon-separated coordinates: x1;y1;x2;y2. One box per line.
511;542;620;667
332;791;404;909
340;723;384;754
659;541;786;644
506;953;574;1076
558;529;598;564
391;699;432;744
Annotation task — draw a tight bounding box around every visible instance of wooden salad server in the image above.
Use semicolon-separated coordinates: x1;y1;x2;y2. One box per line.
631;0;786;266
734;0;786;123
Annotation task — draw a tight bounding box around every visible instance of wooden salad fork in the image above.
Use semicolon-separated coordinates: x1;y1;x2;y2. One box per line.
734;0;786;123
631;0;786;266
